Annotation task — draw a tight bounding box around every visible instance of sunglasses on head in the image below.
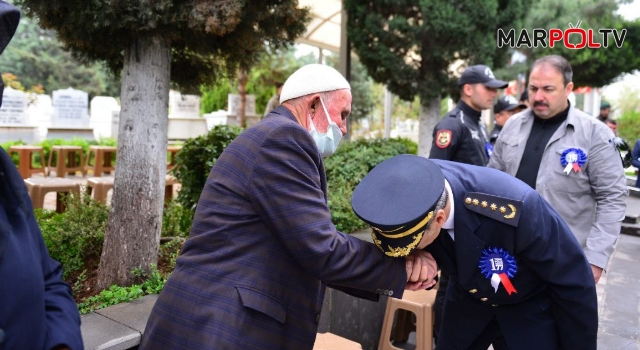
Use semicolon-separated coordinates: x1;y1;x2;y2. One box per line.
611;137;632;168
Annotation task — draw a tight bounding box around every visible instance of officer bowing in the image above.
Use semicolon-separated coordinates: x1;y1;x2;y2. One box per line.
351;155;597;350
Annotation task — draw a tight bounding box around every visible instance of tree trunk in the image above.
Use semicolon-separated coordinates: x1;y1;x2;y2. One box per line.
97;36;171;289
417;95;441;157
238;68;248;128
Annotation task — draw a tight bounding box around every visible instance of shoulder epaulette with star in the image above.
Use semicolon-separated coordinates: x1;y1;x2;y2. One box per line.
463;192;522;227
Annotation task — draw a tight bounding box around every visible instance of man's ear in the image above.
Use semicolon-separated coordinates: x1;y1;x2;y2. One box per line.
435;209;447;225
309;97;319;116
462;84;473;98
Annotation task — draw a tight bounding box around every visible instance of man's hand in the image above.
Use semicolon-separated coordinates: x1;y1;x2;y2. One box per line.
404;250;438;290
591;264;603;284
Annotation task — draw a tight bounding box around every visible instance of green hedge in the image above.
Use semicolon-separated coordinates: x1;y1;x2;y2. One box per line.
619;110;640;145
35;193;190;312
36;192;109;279
171;125;243;214
325;137;416;232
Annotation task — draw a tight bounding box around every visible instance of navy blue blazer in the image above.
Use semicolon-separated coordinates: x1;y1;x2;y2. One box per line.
0;147;83;349
141;106;407;350
427;160;597;350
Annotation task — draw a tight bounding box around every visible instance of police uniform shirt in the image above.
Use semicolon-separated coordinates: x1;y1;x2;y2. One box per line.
429;100;491;166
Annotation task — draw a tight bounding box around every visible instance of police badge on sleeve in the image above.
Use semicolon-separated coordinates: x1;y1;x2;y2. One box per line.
436;130;452;148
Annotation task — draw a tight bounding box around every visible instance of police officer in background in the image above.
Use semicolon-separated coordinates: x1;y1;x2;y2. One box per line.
429;64;507;345
351;155;597;350
489;95;527;145
429;64;508;165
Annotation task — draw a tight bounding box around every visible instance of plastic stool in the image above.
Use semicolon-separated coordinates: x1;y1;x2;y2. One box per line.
85;146;117;176
24;177;81;213
48;145;86;177
378;289;437;350
166;145;182;170
8;145;47;179
87;175;179;203
313;332;362;350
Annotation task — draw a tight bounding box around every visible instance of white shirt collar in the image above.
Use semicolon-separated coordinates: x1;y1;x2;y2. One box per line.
442;180;455;239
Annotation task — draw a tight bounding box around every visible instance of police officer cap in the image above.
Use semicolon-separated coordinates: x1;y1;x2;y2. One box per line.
351;155;445;257
494;95;526;114
279;64;351;104
458;65;508;89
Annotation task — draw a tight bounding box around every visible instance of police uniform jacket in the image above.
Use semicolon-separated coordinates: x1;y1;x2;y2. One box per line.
429;101;491;166
140;106;408;350
426;160;597;350
0;147;83;350
488;105;627;269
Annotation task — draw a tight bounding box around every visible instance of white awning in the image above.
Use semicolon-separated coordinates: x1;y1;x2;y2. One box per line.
296;0;343;53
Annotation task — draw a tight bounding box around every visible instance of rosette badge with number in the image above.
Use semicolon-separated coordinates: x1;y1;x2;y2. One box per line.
479;247;518;295
560;148;587;175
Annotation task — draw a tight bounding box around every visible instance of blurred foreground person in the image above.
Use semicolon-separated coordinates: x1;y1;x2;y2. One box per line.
0;2;83;349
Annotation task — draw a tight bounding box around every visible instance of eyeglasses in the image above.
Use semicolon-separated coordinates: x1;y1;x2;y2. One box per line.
611;137;632;168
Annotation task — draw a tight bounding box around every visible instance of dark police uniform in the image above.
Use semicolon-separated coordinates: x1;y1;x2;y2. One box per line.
429;100;492;166
352;155;597;350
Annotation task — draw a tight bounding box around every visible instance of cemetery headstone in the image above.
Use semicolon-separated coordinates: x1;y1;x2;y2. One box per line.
90;96;120;139
227;94;256;116
169;90;200;118
0;87;28;125
0;87;39;143
48;87;94;140
51;88;90;127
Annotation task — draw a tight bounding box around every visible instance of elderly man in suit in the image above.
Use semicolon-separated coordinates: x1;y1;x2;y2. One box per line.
352;155;597;350
141;64;437;350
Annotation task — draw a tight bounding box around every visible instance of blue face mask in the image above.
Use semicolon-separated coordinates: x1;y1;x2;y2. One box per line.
309;97;343;158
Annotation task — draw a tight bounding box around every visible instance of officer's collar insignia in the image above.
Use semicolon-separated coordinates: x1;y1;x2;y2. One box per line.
463;192;522;227
370;211;433;257
560;147;587;175
479;247;518;295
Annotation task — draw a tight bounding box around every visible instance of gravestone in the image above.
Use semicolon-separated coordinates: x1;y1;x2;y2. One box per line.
168;90;207;140
169;90;200;118
227;93;260;127
48;87;94;140
90;96;120;139
228;93;256;116
28;94;53;140
203;110;229;130
0;87;39;143
0;87;28;125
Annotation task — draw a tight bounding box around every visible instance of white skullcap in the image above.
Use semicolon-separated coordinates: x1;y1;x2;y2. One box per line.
279;64;351;104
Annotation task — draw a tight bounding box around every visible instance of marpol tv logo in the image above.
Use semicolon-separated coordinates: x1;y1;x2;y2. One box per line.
497;21;627;49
